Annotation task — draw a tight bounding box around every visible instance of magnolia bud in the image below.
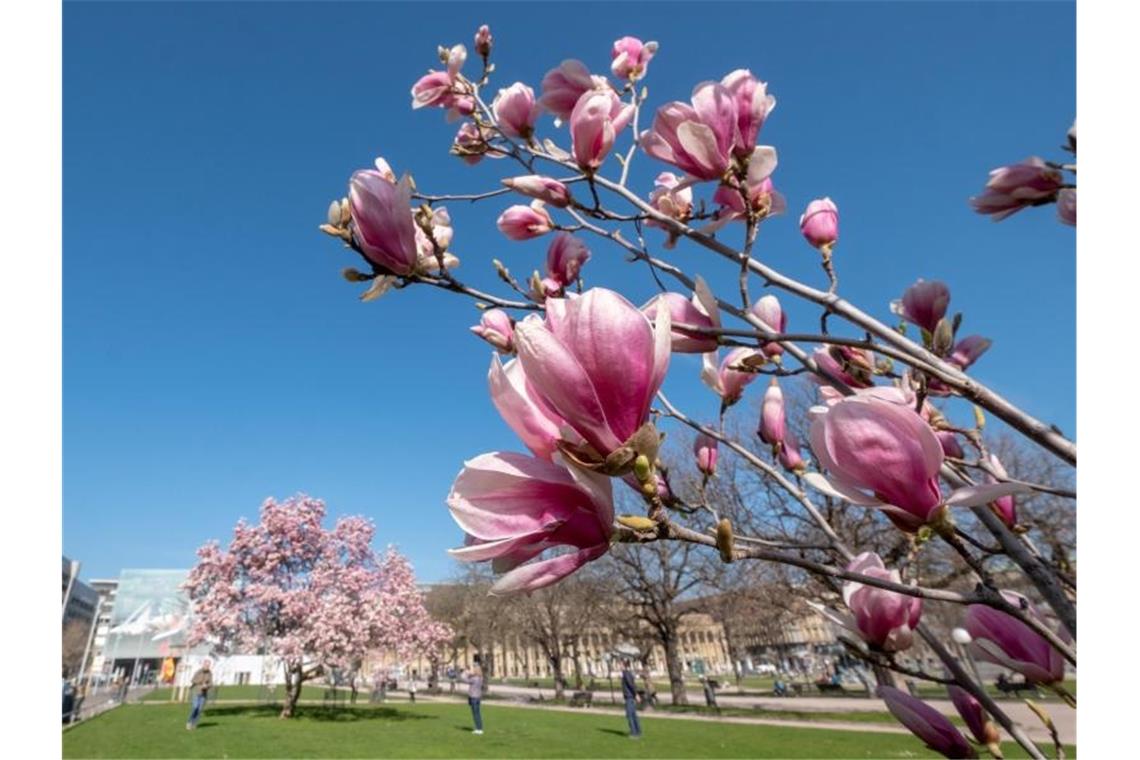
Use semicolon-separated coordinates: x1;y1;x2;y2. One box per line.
973;405;986;430
342;267;372;282
617;515;657;532
715;518;734;563
633;454;652;483
932;318;955;355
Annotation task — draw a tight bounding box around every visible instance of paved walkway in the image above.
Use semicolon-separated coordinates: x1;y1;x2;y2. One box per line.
477;683;1075;746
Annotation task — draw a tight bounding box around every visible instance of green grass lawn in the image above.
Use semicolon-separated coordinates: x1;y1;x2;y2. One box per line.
64;702;1072;759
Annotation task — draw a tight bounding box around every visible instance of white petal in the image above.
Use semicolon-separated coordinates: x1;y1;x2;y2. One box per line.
803;472;884;506
944;482;1030;507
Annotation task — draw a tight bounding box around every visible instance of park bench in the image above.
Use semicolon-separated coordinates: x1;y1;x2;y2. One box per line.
568;690;593;707
815;682;845;695
995;677;1043;697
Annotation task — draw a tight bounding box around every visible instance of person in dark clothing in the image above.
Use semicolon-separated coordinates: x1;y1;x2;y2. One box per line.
620;659;642;738
186;660;213;730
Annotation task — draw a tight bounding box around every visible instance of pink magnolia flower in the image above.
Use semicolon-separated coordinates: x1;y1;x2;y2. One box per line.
947;686;1000;748
935;431;965;460
800;197;839;250
892;279;951;334
878;686;976;759
720;69;776;157
493;82;541;139
963;590;1067;684
646;172;694;248
540;60;610;122
488;355;567;461
842;552;922;652
750;294;787;357
611;36;658;80
445;45;467;80
970;157;1064;221
948;335;992;371
446;452;613;594
693;433;718;476
349;170;418;275
474;25;493;58
1056;188;1076;226
503;176;572;208
470;309;514;354
709;172;787;231
513;288;670;457
570;90;634;171
497;201;554;240
641;276;720;353
984;453;1017;528
777;428;806;474
452;122;503;165
758;379;786;447
641;81;740;181
701;347;763;407
811;345;875;389
805;394;1027;531
412;70;457;109
542;233;591;293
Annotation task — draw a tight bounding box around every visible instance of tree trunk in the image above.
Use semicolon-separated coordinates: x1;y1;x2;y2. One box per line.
663;636;688;706
552;656;565;700
280;663;304;718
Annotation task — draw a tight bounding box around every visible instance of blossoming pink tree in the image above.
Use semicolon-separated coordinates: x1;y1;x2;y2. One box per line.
319;28;1075;758
184;495;450;718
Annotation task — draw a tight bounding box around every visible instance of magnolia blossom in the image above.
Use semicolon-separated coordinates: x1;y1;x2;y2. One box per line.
570;90;633;171
543;233;591;293
493;82;541;139
488;355;566;461
702;347;763;407
800;197;839;250
970;157;1064;221
709;174;787;232
411;70;474;118
641;276;719;353
984;453;1017;528
447;452;613;594
1057;188;1076;226
646;172;694;248
758;379;786;446
349;170;418;275
540;60;610;122
750;294;787;357
497;201;554;240
503;175;572;208
804;393;1025;531
963;590;1067;684
445;45;467;79
812;345;875;388
641;81;739;181
610;36;658;80
452;122;502;165
948;335;991;370
842;552;922;652
777;428;806;473
892;279;951;334
470;309;514;354
693;433;718;476
878;686;976;759
513;288;670;457
414;206;455;270
474;25;493;58
947;686;1000;748
936;431;965;460
721;69;776;157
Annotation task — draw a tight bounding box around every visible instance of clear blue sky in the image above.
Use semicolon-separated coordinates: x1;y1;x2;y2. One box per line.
64;1;1075;583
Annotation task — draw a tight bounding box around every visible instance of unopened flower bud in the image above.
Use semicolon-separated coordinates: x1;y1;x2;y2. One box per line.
932;318;955;355
715;518;734;563
618;515;656;532
633;454;652;483
474;25;493;59
341;267;372;282
799;197;839;251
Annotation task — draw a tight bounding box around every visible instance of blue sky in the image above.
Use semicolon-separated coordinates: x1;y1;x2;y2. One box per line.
63;1;1075;583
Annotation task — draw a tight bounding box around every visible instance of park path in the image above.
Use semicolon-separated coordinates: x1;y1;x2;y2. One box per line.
471;683;1075;746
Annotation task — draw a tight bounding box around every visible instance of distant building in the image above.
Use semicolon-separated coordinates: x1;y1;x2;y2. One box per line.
86;579;119;678
62;556;99;630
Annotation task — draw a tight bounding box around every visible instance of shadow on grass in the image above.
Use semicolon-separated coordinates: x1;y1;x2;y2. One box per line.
596;728;630;737
204;705;435;723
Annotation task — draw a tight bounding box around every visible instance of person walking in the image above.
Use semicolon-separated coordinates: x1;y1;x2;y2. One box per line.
463;665;484;735
186;660;213;730
620;659;642;738
408;670;417;704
